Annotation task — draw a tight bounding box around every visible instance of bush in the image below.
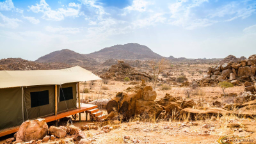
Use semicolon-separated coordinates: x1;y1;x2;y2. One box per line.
176;76;188;83
84;88;89;93
124;77;130;82
101;85;109;90
161;84;171;90
218;81;234;96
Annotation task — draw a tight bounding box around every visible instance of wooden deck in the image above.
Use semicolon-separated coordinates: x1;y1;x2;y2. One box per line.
0;104;97;137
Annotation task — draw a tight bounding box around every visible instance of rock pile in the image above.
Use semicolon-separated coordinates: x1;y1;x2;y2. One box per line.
106;83;163;120
11;119;91;144
198;54;256;90
100;61;152;81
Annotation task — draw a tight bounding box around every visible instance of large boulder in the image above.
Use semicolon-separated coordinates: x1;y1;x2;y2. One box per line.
48;126;67;138
249;54;256;64
238;66;252;77
16;119;48;142
222;69;232;79
142;86;157;101
135;100;163;118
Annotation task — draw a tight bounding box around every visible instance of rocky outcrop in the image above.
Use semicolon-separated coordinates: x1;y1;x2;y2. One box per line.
198;54;256;89
100;61;152;81
106;83;162;120
15;119;48;142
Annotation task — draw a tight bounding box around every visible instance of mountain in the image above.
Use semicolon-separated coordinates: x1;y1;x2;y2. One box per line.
0;58;70;70
87;43;163;61
36;49;99;68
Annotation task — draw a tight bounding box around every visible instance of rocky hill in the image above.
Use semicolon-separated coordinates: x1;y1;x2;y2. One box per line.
36;49;99;68
0;58;70;70
87;43;162;62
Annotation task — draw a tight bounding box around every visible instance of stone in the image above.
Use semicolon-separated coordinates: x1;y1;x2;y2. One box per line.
16;119;48;142
230;73;236;80
222;69;232;79
231;80;239;85
142;86;157;101
81;125;90;131
211;75;218;80
42;136;50;142
69;125;81;135
241;61;247;67
50;135;55;141
251;66;256;76
48;126;67;138
135;100;163;118
232;63;241;69
181;99;195;109
214;71;221;75
238;66;252;77
221;63;231;70
244;81;253;87
245;86;255;92
5;138;15;144
78;139;91;144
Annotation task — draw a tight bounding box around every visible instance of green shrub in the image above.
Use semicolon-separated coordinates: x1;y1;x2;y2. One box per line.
84;88;89;93
124;77;130;82
176;76;188;83
161;84;171;90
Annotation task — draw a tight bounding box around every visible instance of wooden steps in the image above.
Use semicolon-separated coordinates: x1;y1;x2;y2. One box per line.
85;107;106;121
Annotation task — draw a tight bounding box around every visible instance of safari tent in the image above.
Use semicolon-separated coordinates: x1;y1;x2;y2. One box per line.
0;66;101;133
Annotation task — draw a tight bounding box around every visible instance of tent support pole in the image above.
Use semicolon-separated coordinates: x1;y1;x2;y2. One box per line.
22;87;24;122
55;85;58;126
78;82;81;121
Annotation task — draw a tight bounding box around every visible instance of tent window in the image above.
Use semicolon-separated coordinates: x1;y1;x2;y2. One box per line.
60;87;73;102
30;90;49;108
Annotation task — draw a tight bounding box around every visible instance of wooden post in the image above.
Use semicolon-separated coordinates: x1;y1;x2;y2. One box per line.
78;82;81;121
55;85;58;126
21;87;24;122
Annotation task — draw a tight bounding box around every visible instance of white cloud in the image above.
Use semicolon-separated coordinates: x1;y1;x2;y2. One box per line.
0;0;23;13
23;16;40;24
125;0;151;12
0;0;14;11
243;24;256;34
132;13;166;28
210;1;256;21
68;2;80;8
29;0;80;21
45;26;81;34
0;12;21;28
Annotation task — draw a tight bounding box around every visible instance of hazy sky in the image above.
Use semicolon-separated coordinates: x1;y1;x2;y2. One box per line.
0;0;256;60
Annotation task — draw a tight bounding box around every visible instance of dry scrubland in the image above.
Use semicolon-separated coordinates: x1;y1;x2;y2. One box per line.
2;57;256;144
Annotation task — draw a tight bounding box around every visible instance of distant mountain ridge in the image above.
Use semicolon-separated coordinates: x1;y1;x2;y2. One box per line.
36;49;99;68
87;43;163;61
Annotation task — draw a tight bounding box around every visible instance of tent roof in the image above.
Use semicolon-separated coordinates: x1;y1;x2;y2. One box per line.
0;66;101;89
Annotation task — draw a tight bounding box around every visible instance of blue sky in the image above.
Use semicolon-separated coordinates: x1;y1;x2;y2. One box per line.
0;0;256;60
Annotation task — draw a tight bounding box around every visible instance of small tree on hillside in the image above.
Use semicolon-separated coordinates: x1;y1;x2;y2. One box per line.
218;81;233;97
150;58;169;89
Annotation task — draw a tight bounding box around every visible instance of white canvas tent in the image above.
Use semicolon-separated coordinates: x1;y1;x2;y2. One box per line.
0;66;101;89
0;66;101;131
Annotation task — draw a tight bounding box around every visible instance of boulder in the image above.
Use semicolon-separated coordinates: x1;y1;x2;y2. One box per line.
16;119;48;142
222;69;232;79
230;73;236;80
42;136;50;142
221;63;231;70
241;60;247;67
213;71;221;75
251;66;256;76
245;86;255;92
244;81;253;87
69;125;81;135
48;126;67;138
156;93;177;106
238;66;252;77
181;99;195;109
142;86;157;101
135;100;163;118
232;63;241;69
78;139;91;144
249;54;256;64
231;80;239;85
